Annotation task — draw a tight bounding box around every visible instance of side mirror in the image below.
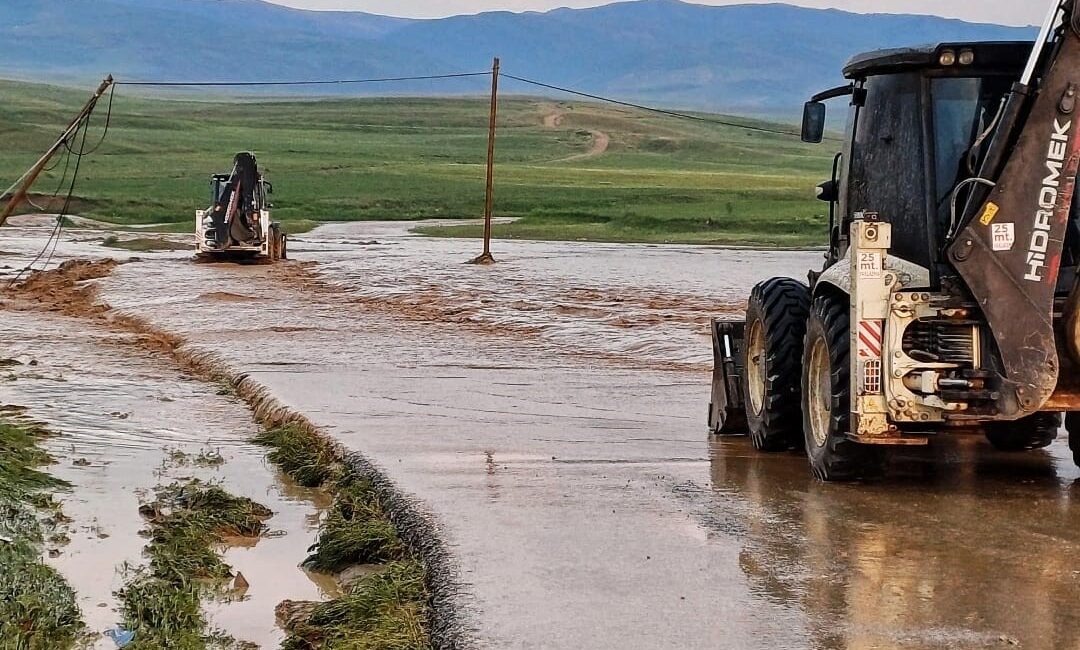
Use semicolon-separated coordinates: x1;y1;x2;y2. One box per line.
801;101;827;144
816;179;838;203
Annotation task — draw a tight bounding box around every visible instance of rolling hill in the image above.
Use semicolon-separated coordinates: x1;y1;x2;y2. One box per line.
0;0;1035;111
0;78;835;244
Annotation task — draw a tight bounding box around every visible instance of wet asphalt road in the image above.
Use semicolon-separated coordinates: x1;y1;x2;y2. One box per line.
5;220;1080;649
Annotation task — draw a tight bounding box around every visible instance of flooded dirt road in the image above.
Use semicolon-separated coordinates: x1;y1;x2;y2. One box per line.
3;220;1080;649
305;221;819;369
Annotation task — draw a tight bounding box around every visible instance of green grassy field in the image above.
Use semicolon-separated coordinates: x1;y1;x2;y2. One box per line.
0;79;836;245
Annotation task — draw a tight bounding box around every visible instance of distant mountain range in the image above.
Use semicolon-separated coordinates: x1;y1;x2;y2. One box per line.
0;0;1035;111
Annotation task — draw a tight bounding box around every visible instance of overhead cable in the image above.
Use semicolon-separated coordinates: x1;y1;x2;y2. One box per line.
118;72;492;87
502;73;837;141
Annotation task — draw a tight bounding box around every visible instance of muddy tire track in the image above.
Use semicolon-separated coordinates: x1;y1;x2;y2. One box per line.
2;260;474;650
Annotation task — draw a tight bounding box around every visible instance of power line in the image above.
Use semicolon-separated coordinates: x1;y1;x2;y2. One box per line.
7;97;102;286
24;147;73;211
117;68;829;141
118;71;492;87
502;73;833;141
74;83;116;157
43;111;95;270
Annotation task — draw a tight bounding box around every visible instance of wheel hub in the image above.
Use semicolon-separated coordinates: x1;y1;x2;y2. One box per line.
807;336;831;448
747;320;766;416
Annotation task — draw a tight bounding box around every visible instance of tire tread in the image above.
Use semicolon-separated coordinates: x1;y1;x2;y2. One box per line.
985;413;1061;451
803;293;884;481
744;278;810;451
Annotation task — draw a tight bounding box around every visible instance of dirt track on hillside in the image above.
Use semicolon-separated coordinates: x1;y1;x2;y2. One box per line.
543;109;611;161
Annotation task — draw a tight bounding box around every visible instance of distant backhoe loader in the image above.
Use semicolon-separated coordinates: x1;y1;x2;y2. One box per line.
195;152;286;262
710;0;1080;479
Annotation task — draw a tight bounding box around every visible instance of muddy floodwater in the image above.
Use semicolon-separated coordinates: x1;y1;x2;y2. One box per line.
0;296;329;647
3;219;1080;649
306;221;819;369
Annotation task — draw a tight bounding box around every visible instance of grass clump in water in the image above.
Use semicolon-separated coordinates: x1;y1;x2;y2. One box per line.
255;426;404;570
282;560;431;650
254;424;341;488
160;445;225;470
119;479;271;649
254;424;430;649
303;474;406;573
0;417;83;649
0;419;65;498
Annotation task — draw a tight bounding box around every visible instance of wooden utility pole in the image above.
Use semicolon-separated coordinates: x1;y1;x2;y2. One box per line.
0;76;114;228
469;58;500;265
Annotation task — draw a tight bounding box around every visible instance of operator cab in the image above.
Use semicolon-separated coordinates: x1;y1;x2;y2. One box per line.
209;174;271;214
804;42;1034;285
209;174;231;207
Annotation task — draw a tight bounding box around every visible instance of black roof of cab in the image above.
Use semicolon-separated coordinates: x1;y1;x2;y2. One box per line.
843;41;1035;79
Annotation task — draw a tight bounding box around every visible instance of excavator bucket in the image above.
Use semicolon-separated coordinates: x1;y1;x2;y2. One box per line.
709;319;748;434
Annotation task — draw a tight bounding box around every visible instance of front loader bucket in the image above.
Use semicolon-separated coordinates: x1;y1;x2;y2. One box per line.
709;319;748;435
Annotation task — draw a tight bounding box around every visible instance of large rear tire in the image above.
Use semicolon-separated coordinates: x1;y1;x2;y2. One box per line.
266;224;283;261
802;293;884;481
742;278;810;452
985;413;1061;451
1067;413;1080;468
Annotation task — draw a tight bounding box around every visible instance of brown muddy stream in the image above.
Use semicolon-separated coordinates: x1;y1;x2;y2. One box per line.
302;221;820;369
0;218;821;371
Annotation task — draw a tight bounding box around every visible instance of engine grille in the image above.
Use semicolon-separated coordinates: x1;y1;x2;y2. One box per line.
902;321;976;366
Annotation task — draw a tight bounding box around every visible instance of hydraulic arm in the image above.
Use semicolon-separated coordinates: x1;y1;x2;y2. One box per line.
947;0;1080;418
207;152;263;247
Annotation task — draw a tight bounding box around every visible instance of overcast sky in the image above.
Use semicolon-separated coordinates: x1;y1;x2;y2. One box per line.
267;0;1045;26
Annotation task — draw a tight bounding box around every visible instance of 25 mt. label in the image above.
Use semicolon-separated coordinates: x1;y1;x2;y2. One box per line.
992;223;1015;251
858;252;883;279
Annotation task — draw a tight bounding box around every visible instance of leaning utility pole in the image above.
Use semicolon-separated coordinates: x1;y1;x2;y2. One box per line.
0;76;114;228
469;58;500;265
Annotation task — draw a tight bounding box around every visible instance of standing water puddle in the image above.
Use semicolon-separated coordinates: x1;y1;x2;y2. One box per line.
0;306;331;648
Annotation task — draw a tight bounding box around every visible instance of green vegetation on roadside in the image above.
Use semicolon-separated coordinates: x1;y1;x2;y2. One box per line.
119;480;270;649
0;79;834;245
255;424;431;650
302;476;406;574
283;560;430;650
0;416;83;650
254;424;339;489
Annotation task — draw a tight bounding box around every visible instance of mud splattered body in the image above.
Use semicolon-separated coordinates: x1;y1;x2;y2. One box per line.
2;220;1080;649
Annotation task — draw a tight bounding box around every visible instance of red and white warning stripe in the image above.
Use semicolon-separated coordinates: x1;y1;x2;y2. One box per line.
857;320;884;359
